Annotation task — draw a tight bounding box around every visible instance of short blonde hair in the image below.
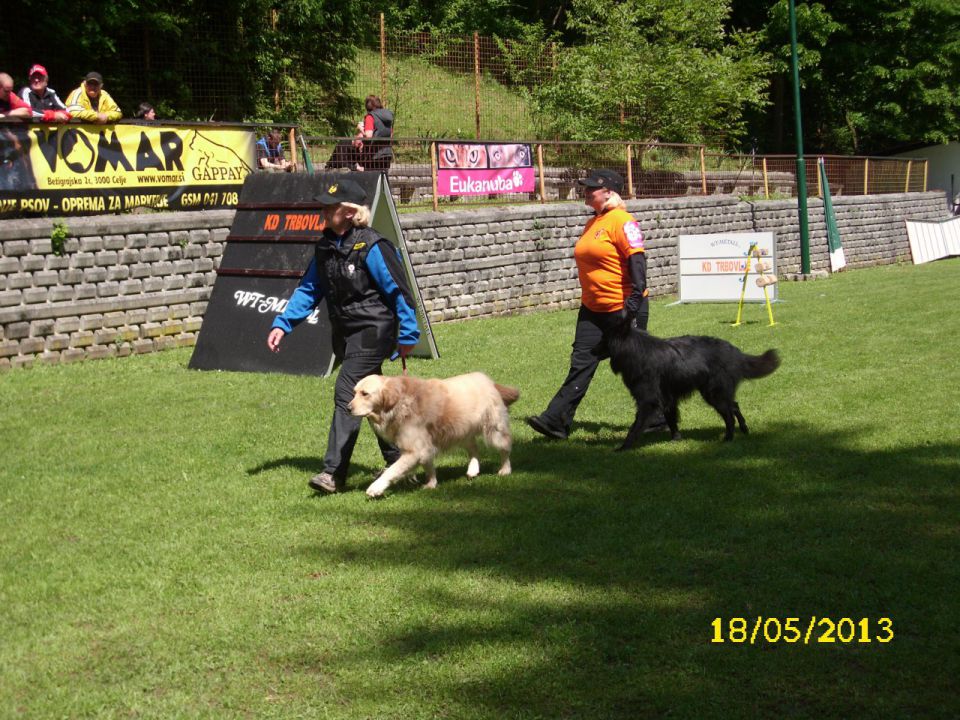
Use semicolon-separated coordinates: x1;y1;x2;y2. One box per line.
602;192;627;211
343;202;371;227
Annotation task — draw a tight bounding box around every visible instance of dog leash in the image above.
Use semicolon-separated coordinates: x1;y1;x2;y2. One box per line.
391;348;409;376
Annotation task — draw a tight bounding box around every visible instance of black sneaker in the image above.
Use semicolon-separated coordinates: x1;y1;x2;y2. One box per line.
525;415;568;440
308;472;341;494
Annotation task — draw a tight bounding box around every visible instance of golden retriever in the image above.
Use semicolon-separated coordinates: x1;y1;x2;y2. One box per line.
348;372;520;498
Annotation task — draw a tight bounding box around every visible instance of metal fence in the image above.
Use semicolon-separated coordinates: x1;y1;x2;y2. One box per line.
345;19;554;140
299;136;928;211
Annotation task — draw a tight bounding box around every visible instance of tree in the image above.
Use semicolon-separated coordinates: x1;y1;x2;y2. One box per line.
0;0;361;129
732;0;960;154
529;0;770;146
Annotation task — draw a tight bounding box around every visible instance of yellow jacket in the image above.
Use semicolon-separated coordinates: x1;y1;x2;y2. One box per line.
65;84;122;122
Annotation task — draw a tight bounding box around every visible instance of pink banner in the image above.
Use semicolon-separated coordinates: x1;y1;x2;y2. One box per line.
437;167;536;196
435;142;535;197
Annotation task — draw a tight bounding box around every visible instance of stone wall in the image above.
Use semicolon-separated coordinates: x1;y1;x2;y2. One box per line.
0;192;948;369
0;212;233;369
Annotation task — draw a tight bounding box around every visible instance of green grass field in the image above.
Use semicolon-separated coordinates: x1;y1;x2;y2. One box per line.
2;260;959;718
351;48;540;140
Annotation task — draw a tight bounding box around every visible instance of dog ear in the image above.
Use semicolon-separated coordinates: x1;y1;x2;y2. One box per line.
378;377;400;412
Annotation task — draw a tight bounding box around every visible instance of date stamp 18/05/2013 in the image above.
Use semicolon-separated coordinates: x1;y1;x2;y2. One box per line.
711;617;894;645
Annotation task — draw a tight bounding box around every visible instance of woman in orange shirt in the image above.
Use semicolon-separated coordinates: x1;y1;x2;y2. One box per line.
527;168;663;440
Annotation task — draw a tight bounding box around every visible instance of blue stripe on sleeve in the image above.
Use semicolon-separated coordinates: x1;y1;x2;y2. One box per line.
271;257;324;333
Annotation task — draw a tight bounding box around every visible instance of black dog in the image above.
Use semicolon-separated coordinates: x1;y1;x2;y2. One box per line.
607;317;780;450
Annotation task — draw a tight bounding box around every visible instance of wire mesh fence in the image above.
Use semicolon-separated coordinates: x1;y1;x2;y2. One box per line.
344;22;555;140
299;136;928;211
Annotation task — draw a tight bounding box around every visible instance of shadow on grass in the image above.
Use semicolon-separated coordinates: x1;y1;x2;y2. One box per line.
279;422;959;719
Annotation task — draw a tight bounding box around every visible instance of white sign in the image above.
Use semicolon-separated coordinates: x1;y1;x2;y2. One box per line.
905;216;960;264
677;232;777;303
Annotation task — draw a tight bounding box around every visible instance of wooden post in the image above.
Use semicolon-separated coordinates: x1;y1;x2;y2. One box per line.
380;13;387;104
536;144;546;204
288;127;297;171
474;32;481;139
699;146;708;195
816;157;823;197
923;159;928;191
272;9;281;112
904;160;912;192
762;157;770;199
863;158;869;195
430;142;439;212
625;144;634;199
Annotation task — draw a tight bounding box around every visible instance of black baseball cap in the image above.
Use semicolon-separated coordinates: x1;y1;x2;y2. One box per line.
315;178;367;206
578;168;624;194
84;71;104;85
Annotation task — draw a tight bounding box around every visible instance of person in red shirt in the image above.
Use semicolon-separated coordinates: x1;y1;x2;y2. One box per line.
351;94;394;172
527;168;664;440
0;73;32;120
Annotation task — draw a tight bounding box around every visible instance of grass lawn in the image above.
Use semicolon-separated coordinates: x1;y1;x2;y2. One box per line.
2;259;958;718
351;48;540;140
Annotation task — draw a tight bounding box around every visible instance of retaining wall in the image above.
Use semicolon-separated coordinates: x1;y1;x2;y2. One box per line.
0;191;948;369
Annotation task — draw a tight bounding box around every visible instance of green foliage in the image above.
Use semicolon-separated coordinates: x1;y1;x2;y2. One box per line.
1;261;959;716
530;0;771;145
49;221;69;256
733;0;960;153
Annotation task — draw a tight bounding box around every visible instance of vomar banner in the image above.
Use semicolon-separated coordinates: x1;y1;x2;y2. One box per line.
0;123;256;217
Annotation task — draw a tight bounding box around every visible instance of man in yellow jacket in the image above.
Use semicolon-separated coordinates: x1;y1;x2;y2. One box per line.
65;72;122;124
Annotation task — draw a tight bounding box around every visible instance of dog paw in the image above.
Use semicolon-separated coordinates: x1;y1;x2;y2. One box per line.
497;461;511;476
466;458;480;478
366;478;389;498
424;477;437;489
670;432;682;441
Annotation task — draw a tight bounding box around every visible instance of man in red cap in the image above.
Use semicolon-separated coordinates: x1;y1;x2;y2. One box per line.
65;71;122;124
18;64;71;122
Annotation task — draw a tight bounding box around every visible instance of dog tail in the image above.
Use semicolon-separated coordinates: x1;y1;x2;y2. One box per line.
743;349;781;379
494;383;520;406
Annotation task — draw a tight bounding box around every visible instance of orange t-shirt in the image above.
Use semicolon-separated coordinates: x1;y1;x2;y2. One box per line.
574;207;646;312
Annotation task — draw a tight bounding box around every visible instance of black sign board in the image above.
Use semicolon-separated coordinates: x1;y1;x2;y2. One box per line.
188;171;436;376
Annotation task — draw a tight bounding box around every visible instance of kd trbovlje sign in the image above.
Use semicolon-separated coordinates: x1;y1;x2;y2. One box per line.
678;232;777;303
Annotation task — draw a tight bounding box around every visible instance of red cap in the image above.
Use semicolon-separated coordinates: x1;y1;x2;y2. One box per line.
29;64;48;78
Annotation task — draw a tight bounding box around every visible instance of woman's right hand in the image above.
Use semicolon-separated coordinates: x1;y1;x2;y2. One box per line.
267;328;285;352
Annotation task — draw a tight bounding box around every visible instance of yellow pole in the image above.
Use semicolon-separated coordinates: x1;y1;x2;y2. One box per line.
699;146;708;195
762;157;769;199
732;243;756;327
626;144;634;199
763;282;776;326
904;160;912;193
817;157;823;197
923;159;928;191
863;158;869;195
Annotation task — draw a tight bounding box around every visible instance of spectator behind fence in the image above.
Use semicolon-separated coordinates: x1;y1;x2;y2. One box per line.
133;102;156;120
65;71;122;124
19;65;71;122
256;129;294;172
0;73;32;120
352;95;394;173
